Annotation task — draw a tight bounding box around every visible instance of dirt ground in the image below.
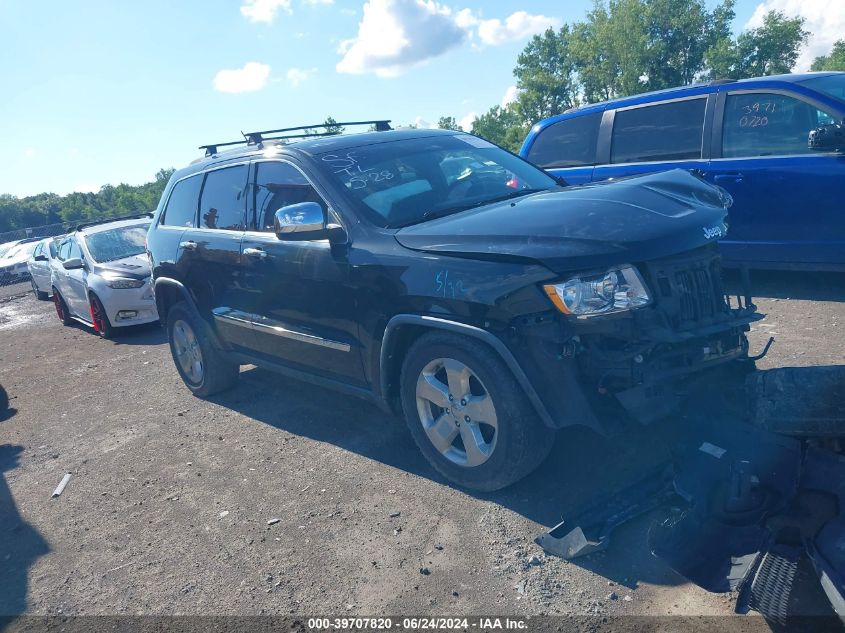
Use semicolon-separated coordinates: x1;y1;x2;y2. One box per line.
0;271;843;623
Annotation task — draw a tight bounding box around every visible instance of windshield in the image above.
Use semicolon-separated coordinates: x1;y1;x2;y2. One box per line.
316;134;558;228
799;74;845;105
83;223;149;263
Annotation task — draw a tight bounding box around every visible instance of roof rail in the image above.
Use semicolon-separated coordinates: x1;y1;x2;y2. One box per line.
708;78;735;85
76;212;153;232
198;120;392;157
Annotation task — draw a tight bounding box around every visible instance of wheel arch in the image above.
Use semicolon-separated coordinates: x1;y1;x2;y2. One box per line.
379;314;557;428
154;277;226;349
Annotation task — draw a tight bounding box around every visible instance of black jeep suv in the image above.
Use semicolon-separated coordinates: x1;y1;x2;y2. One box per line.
147;121;760;491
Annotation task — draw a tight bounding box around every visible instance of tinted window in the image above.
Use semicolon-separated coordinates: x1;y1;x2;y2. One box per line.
525;113;602;168
254;162;327;232
611;98;706;164
723;92;837;158
84;224;149;263
199;165;248;231
318;135;557;228
162;174;202;228
68;240;82;260
57;240;71;261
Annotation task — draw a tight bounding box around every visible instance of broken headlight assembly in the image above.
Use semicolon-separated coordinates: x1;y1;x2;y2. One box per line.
543;265;651;316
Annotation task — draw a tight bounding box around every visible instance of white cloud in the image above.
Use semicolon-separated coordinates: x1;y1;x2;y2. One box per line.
459;111;478;132
337;0;469;77
477;11;560;46
745;0;845;71
303;0;334;4
23;148;36;159
213;62;271;93
240;0;291;23
412;116;436;128
501;85;519;108
286;67;317;86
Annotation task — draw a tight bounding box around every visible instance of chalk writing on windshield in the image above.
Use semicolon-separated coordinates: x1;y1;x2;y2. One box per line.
322;153;395;190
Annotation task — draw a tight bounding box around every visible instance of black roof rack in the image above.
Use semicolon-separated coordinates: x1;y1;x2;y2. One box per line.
76;212;153;232
198;120;392;157
708;78;736;85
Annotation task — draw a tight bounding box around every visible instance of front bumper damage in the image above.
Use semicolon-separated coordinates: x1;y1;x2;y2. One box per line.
537;365;845;624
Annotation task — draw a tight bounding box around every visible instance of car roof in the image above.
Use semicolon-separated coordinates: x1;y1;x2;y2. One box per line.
77;218;151;236
181;128;460;175
534;72;845;126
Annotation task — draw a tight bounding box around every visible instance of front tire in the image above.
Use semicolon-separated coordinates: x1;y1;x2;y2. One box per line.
400;331;554;491
89;294;114;339
31;280;48;301
52;288;71;326
166;301;239;397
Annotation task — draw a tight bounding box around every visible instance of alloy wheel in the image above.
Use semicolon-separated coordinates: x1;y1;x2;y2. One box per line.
415;357;498;467
172;319;204;384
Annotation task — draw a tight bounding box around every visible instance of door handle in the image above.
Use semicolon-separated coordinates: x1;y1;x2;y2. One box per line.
243;247;267;259
179;240;197;250
713;173;744;184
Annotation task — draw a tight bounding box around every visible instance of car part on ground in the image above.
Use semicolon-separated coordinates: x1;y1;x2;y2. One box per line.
148;125;759;491
537;364;845;623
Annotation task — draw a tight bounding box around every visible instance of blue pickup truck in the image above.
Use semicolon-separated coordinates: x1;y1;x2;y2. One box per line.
520;72;845;271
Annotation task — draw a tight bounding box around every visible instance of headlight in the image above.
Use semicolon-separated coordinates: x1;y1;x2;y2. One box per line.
106;278;145;289
543;265;651;316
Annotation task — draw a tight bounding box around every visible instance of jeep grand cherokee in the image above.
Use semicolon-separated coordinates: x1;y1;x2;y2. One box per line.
146;121;761;491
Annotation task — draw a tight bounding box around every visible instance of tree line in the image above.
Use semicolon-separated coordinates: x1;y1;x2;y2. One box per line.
440;0;841;151
0;169;174;235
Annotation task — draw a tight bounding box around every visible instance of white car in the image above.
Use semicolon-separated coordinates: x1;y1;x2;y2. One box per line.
51;218;158;338
27;236;63;300
0;240;39;286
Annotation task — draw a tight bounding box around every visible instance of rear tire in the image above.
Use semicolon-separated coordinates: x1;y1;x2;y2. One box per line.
52;288;71;326
31;280;48;301
89;294;115;339
166;301;239;397
400;331;554;491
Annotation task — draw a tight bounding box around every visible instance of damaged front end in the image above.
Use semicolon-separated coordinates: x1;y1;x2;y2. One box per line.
512;244;763;429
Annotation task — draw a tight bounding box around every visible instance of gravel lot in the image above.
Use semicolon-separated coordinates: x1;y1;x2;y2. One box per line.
0;271;843;620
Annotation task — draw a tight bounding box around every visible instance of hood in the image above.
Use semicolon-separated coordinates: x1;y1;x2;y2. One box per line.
394;169;731;273
93;253;151;279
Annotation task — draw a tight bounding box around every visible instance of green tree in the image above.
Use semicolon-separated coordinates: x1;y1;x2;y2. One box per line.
322;116;345;135
812;40;845;71
437;116;462;131
513;26;577;123
706;11;808;79
470;106;526;152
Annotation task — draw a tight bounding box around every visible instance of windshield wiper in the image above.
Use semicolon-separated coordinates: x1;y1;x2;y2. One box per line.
418;188;548;224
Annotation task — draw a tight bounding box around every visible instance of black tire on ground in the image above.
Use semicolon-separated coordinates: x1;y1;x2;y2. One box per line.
89;293;115;339
400;331;555;491
166;301;239;397
52;288;72;326
0;384;7;413
31;280;48;301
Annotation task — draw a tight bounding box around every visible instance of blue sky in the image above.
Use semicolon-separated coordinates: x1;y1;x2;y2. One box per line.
0;0;834;197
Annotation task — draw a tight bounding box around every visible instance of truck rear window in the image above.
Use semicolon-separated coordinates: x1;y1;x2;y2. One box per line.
524;113;601;169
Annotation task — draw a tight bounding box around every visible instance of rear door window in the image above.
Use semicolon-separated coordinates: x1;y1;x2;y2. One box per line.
162;174;202;228
611;98;706;164
57;239;71;261
199;165;248;231
722;92;837;158
525;113;602;168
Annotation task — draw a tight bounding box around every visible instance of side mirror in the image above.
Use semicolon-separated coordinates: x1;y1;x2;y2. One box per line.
809;123;845;152
62;257;84;270
274;202;327;241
